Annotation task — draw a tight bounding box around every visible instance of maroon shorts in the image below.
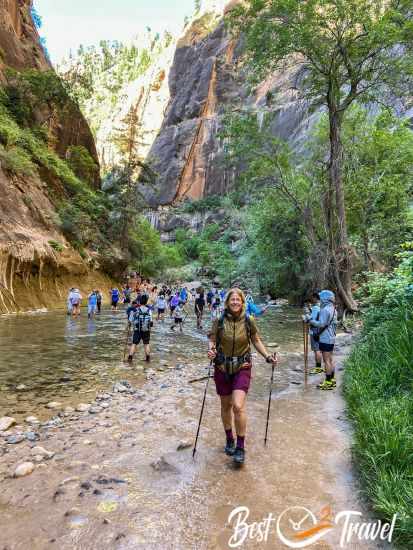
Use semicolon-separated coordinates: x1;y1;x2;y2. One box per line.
214;366;252;396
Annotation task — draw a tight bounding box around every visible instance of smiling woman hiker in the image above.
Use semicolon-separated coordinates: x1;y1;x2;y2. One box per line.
208;288;278;465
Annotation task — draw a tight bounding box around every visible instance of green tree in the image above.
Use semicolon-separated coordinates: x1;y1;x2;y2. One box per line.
229;0;413;310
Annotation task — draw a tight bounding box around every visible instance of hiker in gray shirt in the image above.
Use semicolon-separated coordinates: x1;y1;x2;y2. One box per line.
306;289;337;390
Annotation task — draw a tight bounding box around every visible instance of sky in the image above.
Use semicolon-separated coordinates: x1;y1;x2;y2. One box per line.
34;0;196;64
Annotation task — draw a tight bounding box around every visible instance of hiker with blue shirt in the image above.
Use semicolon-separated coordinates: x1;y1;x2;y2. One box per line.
110;287;120;311
304;289;337;390
87;291;97;319
245;293;268;318
307;292;323;375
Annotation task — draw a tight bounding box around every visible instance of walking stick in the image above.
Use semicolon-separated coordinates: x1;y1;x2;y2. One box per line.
303;321;309;386
192;361;212;458
188;374;213;384
123;323;131;361
264;357;276;446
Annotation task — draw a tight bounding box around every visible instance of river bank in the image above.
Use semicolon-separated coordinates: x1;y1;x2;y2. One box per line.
0;313;391;549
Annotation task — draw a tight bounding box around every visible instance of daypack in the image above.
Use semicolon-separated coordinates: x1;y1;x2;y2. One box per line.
133;306;151;332
312;307;336;342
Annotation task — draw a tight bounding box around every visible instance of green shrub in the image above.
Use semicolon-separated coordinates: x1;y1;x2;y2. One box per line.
344;248;413;548
48;240;64;252
66;145;98;186
0;144;36;176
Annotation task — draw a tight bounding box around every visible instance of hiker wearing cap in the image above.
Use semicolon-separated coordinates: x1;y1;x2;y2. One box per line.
307;292;323;375
207;288;278;465
305;290;337;390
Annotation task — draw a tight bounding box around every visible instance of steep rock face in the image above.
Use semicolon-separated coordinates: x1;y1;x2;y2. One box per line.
0;1;106;313
146;2;314;206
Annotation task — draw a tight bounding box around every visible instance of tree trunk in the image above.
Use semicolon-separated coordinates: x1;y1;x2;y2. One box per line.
328;108;358;311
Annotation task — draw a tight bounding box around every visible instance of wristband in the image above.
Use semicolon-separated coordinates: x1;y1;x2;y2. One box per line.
265;355;272;363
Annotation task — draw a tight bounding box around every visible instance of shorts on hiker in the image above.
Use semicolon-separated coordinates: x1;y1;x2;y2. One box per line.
319;342;334;352
158;308;165;314
310;333;319;352
133;330;150;345
170;305;176;313
214;366;252;396
111;300;119;307
88;305;97;315
174;318;183;324
124;297;131;304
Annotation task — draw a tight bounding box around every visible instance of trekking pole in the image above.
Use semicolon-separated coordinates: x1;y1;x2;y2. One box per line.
303;321;309;387
264;357;276;446
122;323;131;361
192;361;213;458
188;374;213;384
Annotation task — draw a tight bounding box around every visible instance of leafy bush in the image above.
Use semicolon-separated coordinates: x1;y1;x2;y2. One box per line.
344;247;413;548
48;240;64;252
0;144;36;176
66;145;99;186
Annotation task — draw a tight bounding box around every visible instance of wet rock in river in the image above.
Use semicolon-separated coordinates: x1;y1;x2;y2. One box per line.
88;406;102;414
151;456;179;473
25;416;39;424
177;440;192;451
76;403;91;412
25;431;40;442
14;462;35;477
64;406;75;414
46;402;62;410
96;393;111;401
31;446;54;459
7;434;25;445
0;417;16;432
16;384;27;391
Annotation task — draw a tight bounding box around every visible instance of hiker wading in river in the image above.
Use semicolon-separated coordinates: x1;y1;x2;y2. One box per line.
208;288;278;465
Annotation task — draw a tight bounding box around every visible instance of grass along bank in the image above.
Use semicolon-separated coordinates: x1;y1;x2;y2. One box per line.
343;245;413;548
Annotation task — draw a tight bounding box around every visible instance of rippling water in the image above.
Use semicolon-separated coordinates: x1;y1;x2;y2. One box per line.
0;304;301;420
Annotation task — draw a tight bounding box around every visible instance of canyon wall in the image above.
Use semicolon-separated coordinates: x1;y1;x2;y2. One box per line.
145;2;316;207
0;0;111;313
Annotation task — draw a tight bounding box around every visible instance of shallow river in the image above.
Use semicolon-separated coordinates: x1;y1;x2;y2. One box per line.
0;304;387;549
0;304;299;420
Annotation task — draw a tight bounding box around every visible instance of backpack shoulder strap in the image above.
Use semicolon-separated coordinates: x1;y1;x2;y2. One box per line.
216;313;226;352
244;314;252;345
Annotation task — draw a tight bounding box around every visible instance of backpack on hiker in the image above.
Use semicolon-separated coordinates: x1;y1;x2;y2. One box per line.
133;306;151;332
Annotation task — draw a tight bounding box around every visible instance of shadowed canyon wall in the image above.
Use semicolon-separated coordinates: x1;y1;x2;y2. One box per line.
0;0;112;313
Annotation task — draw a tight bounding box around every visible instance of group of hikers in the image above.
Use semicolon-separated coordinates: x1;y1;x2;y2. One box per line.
65;277;337;466
66;288;103;318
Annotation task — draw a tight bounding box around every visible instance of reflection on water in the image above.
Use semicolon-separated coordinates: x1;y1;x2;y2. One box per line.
0;304;301;419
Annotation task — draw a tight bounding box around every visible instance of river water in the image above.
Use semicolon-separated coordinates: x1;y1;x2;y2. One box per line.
0;304;388;549
0;304;299;420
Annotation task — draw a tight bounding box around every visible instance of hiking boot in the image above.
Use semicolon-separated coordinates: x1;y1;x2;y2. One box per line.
330;378;337;388
145;355;151;363
233;447;245;465
317;380;334;390
309;367;324;375
224;440;236;456
127;355;133;363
